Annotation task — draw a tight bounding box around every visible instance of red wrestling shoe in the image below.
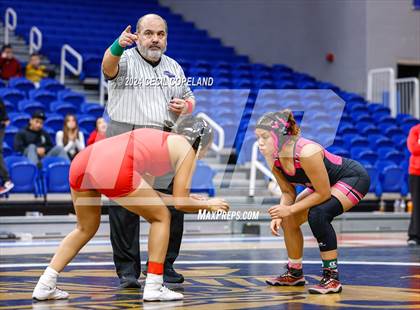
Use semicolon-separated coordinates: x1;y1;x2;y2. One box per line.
266;265;306;286
308;268;342;294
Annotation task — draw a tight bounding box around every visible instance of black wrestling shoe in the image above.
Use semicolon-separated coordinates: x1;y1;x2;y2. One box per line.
142;265;184;283
118;276;141;289
164;265;184;283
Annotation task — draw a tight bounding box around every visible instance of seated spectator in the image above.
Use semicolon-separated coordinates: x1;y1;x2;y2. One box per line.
25;53;48;85
55;114;85;160
0;44;22;80
14;110;69;166
87;117;107;145
0;99;14;194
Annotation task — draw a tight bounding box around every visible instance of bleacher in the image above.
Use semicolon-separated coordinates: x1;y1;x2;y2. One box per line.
0;0;418;202
3;0;247;80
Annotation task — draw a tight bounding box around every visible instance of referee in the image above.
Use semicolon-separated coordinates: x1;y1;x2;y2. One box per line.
102;14;195;288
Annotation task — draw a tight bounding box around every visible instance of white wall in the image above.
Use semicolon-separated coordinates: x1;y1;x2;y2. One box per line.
160;0;419;94
366;0;420;72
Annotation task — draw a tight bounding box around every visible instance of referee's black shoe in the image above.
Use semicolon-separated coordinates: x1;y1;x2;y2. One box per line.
118;276;141;289
142;264;184;283
164;265;184;283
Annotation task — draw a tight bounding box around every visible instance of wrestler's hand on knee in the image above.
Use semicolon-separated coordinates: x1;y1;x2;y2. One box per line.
270;219;282;236
208;198;229;212
268;204;292;219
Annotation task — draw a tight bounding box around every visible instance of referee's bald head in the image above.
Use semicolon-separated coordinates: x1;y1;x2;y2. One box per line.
136;14;168;34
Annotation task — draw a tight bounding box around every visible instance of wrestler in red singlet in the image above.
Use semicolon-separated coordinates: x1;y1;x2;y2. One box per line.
69;128;175;198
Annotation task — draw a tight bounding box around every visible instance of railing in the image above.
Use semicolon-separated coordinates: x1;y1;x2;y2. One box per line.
196;112;225;153
99;72;107;106
60;44;82;84
4;8;17;45
29;26;42;54
396;77;420;119
367;67;397;117
249;141;276;197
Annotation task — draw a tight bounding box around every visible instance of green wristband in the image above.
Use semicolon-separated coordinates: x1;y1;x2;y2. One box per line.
110;38;124;56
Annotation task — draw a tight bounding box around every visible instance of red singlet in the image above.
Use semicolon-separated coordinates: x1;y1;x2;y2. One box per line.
69;128;174;197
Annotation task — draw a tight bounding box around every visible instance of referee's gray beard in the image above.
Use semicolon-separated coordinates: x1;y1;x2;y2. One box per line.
138;44;166;62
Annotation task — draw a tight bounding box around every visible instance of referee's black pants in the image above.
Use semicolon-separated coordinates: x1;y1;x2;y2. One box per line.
408;174;420;241
106;119;184;281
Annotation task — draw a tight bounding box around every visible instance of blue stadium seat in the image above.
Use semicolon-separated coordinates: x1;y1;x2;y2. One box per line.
375;160;395;172
44;162;71;193
3;99;14;113
383;151;405;164
81;103;105;118
18;99;46;114
4;155;28;166
50;101;78;116
5;125;18;148
29;89;57;106
383;126;404;137
78;115;97;133
377;147;395;158
327;145;347;155
364;165;379;195
391;133;406;145
58;91;85;105
357;151;378;166
369;105;390;120
374;137;394;149
9;113;31;128
9;77;35;95
350;137;370;148
350;146;371;159
331;136;346;149
6;160;38;195
275;80;295;89
0;88;25;105
377;116;395;127
2;142;13;157
40;79;66;93
359;125;381;136
330;148;350;158
378;166;408;196
338;125;357;136
44;115;64;131
354;114;373;124
190;160;216;196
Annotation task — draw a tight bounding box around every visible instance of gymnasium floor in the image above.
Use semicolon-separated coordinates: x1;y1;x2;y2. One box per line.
0;233;419;309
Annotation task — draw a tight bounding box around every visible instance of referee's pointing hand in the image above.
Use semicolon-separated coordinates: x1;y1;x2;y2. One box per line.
118;25;138;48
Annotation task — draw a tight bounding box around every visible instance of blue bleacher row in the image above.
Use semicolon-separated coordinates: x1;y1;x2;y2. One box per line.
0;77;105;152
3;155;216;197
1;0;248;79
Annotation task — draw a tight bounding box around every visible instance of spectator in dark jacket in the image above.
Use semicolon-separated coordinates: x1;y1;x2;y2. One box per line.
0;99;14;194
0;44;22;80
14;111;69;166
